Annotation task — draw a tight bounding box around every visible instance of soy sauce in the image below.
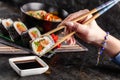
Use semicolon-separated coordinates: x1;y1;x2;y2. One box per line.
14;60;43;70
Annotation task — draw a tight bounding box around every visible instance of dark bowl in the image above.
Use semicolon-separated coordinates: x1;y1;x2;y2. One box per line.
20;2;68;34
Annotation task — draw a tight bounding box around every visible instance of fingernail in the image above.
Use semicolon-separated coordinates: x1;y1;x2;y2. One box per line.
66;22;74;26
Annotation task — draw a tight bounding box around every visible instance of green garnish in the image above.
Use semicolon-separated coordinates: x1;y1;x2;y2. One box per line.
34;41;39;47
37;12;40;15
29;13;33;16
33;30;37;34
21;23;25;27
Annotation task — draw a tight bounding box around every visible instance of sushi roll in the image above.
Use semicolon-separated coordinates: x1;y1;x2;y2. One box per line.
8;21;28;41
2;18;13;29
0;18;13;36
21;27;41;47
21;31;31;47
13;21;28;35
28;27;41;40
31;35;55;56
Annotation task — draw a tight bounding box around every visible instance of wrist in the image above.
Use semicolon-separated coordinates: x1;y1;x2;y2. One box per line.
94;33;120;57
104;35;120;57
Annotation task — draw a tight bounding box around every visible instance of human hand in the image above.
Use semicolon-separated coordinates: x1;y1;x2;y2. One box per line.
60;9;106;46
60;9;120;60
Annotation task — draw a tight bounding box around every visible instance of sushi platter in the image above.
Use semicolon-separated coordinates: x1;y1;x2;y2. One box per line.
0;17;87;57
0;2;88;57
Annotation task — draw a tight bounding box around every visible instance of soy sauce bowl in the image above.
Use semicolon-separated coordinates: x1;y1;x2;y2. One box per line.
9;56;49;77
20;2;68;34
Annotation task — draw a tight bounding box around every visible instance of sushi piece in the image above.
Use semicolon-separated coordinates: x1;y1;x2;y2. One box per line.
0;18;13;36
21;27;41;47
31;35;55;56
28;27;41;40
8;21;28;41
21;31;31;47
2;18;13;29
13;21;28;35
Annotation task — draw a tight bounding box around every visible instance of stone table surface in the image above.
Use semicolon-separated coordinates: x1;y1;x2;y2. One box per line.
0;1;120;80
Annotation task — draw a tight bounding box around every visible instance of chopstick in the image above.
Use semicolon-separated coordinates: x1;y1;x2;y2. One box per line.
43;0;118;36
40;0;119;56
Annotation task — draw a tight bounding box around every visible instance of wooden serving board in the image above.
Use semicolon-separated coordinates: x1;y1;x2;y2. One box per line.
0;41;88;55
0;35;33;54
0;43;30;54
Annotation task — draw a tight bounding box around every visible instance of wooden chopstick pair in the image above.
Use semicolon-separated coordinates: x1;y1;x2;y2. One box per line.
41;0;119;56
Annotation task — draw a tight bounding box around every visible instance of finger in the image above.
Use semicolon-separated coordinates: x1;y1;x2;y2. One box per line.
80;10;98;25
71;36;76;45
65;21;74;30
66;37;72;45
58;9;90;26
81;14;93;24
65;21;88;34
64;26;72;35
69;37;75;45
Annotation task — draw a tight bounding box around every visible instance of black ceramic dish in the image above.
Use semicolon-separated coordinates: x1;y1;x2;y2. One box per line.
20;2;69;34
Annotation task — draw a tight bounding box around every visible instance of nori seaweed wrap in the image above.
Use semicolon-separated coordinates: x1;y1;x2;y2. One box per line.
21;27;41;47
8;21;28;41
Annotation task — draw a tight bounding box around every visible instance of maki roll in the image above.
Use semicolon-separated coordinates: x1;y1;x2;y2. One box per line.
14;21;28;35
0;18;13;36
21;27;41;47
8;21;28;41
28;27;41;40
31;35;55;56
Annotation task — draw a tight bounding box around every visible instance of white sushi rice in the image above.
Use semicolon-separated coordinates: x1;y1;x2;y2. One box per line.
28;27;41;40
2;18;13;29
32;35;55;57
14;21;28;35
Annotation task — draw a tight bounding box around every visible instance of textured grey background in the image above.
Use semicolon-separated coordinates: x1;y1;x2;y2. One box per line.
0;0;120;80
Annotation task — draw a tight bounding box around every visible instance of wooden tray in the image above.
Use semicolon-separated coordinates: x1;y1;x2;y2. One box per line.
0;43;30;54
0;31;88;57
